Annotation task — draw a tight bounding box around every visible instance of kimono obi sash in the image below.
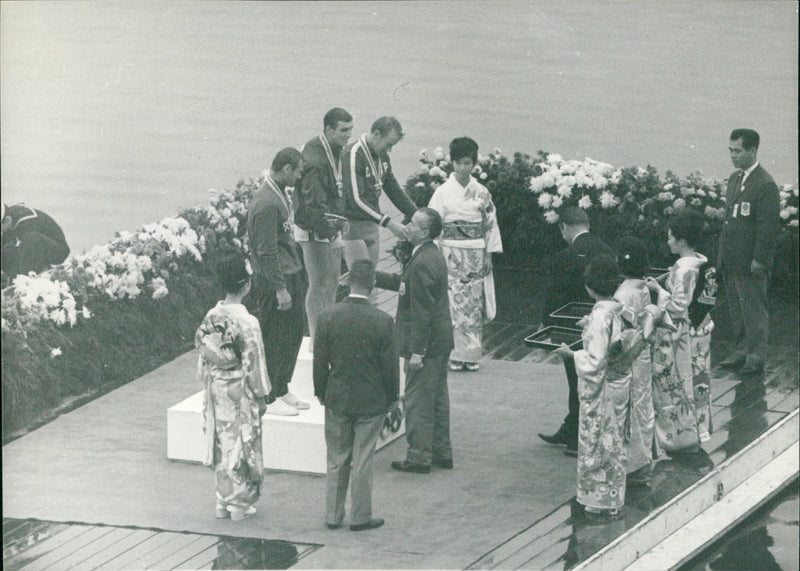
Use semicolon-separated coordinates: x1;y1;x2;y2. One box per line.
442;220;483;241
209;368;245;381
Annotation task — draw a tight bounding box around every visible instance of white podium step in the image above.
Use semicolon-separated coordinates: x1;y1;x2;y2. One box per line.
167;337;405;474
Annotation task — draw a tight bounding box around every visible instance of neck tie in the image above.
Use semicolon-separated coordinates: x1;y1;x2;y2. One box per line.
733;169;744;198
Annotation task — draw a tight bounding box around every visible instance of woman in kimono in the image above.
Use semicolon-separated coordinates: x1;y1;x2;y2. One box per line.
614;237;657;486
646;209;706;454
195;254;271;521
428;137;502;372
688;266;715;442
556;256;629;519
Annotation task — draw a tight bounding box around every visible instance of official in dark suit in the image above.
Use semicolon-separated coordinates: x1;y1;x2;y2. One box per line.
538;207;613;455
376;207;455;473
716;129;780;375
314;259;399;532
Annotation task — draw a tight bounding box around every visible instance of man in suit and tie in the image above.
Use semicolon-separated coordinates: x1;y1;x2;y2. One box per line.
538;207;614;456
376;207;454;474
314;259;399;532
716;129;780;375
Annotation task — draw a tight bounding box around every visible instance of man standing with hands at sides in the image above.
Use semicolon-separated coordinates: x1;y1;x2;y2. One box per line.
375;208;454;474
314;260;399;532
247;147;310;416
716;129;780;376
341;116;418;268
295;108;354;344
538;207;613;457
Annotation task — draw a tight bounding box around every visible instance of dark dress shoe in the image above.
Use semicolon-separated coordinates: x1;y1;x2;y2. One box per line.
325;522;341;530
563;442;578;457
538;428;568;446
433;458;453;469
718;354;747;369
350;518;384;531
739;362;765;376
391;460;431;473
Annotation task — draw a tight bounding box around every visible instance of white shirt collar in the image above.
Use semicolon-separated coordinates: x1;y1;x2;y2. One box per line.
348;294;369;300
572;229;589;244
742;161;758;184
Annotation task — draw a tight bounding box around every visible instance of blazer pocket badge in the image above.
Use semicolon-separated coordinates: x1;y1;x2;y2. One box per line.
740;202;751;216
399;282;406;296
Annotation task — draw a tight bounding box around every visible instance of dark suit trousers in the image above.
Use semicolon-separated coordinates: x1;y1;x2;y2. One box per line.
324;409;384;526
721;271;769;365
404;355;452;466
562;356;579;441
253;270;308;398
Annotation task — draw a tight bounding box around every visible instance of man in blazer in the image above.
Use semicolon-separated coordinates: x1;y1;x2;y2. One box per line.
376;207;454;473
314;259;399;532
716;129;780;375
538;207;613;456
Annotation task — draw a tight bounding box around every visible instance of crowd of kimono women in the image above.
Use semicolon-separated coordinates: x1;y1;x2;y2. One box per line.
556;208;714;520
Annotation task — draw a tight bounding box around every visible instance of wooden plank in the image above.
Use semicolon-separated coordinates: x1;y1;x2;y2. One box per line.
74;528;156;570
148;534;218;569
95;531;184;569
5;524;86;570
42;527;134;570
626;442;799;570
122;533;202;569
3;522;71;566
3;521;52;559
172;542;221;570
17;525;109;571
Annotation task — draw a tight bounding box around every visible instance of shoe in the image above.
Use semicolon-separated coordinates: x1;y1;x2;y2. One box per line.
391;460;431;474
433;457;453;469
227;505;256;521
350;518;384;531
739;361;765;376
718;353;746;369
215;503;230;519
464;362;480;372
538;427;569;446
325;522;341;530
563;442;578;457
266;399;299;416
449;360;465;371
626;465;653;487
282;391;310;410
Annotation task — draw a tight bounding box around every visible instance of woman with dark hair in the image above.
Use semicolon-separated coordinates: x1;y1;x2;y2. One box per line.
195;253;271;521
428;137;502;372
646;209;708;453
556;256;630;520
614;237;656;486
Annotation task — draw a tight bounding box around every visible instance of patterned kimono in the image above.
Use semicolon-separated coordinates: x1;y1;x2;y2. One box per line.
614;279;656;472
651;254;706;451
195;302;271;510
689;266;716;442
428;174;502;363
575;299;631;512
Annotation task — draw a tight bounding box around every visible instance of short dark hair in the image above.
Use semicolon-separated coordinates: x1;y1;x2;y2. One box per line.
449;136;479;164
371;116;403;139
730;128;760;150
616;236;649;278
324;108;352;130
417;207;442;240
271;147;303;172
668;208;705;248
215;253;250;294
348;259;375;291
584;255;623;297
560;206;589;227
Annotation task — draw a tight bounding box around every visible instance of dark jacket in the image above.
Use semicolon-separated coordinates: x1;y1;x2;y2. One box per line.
295;136;346;241
341;137;417;226
313;296;399;416
246;181;304;291
376;241;454;358
548;231;614;313
717;164;780;275
1;205;70;280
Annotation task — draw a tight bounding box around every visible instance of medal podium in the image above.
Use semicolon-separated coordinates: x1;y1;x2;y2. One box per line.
167;337;405;474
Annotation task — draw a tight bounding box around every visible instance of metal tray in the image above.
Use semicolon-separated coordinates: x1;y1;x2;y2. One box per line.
646;267;670;280
549;302;594;322
524;326;583;349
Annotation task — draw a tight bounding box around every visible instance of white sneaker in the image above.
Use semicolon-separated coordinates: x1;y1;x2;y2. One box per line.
282;391;310;410
266;399;299;416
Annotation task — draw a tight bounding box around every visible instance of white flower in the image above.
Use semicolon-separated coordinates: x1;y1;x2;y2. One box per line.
418;148;428;161
81;306;92;319
578;195;593;209
664;183;674;191
538;193;554;208
556;185;572;199
546;153;563;164
790;220;798;227
429;166;447;179
551;195;563;209
664;206;674;216
593;176;609;189
50;347;62;358
480;172;488;180
709;191;718;199
599;191;618;209
691;198;702;207
417;164;429;175
673;198;686;209
433;147;445;161
544;210;560;224
780;208;791;220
